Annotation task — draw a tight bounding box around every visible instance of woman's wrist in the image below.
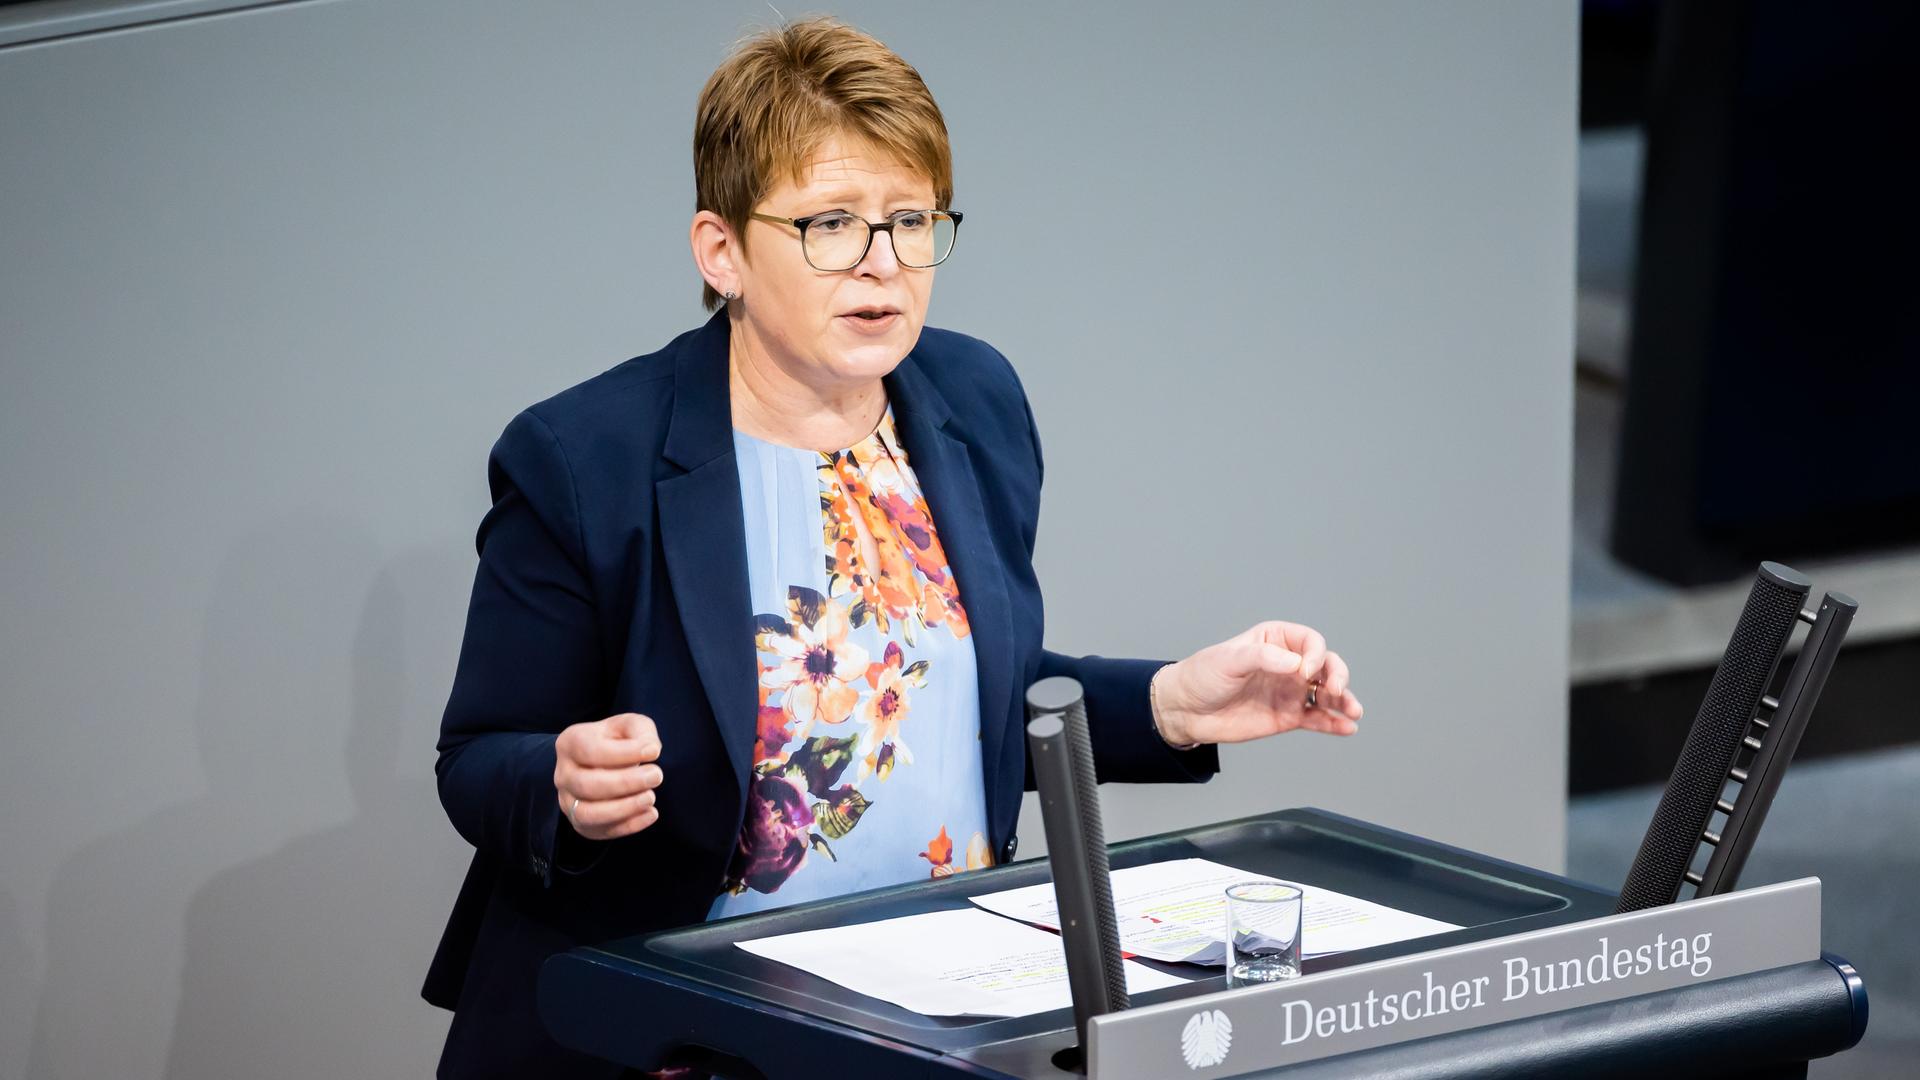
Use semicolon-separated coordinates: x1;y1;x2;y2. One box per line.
1149;662;1200;750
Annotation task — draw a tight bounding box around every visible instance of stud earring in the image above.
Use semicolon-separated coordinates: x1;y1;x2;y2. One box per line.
723;290;737;302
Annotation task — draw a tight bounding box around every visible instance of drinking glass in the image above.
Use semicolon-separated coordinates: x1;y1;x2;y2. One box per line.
1225;881;1303;985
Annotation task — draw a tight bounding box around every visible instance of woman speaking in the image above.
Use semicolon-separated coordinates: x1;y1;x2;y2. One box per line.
422;17;1362;1078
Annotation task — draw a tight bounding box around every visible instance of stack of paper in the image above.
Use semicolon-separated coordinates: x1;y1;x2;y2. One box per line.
735;906;1185;1018
732;858;1463;1017
968;858;1463;966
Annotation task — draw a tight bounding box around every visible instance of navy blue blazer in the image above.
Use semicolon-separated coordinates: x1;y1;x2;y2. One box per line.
423;309;1219;1077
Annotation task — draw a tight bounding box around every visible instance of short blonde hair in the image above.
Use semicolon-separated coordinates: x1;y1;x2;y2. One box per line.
693;16;954;312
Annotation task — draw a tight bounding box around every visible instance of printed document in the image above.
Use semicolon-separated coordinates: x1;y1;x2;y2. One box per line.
734;906;1188;1017
968;858;1462;965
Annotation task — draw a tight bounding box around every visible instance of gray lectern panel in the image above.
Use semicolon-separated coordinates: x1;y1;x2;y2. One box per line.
1085;878;1820;1077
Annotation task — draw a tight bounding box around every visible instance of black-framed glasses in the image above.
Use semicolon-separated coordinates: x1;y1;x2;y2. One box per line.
749;208;963;272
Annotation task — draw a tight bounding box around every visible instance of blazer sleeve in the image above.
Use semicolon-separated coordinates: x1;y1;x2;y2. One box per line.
435;408;607;886
1000;346;1220;786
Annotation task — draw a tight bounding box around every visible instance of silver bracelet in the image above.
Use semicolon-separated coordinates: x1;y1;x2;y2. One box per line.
1149;663;1200;751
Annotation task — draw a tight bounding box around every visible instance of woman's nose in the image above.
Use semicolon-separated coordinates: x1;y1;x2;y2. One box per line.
855;227;901;276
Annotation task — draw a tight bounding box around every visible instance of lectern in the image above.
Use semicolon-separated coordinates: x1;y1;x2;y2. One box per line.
537;808;1866;1078
541;563;1867;1077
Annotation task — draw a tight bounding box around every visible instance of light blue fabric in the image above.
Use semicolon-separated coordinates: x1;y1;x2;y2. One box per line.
710;409;989;918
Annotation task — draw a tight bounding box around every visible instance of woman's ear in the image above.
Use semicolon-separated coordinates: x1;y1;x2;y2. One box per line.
690;210;742;297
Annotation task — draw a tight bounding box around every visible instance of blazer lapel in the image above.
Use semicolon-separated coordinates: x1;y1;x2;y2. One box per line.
658;313;758;805
886;356;1020;845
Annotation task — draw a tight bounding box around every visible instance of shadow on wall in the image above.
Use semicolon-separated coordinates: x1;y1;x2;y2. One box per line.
26;524;473;1080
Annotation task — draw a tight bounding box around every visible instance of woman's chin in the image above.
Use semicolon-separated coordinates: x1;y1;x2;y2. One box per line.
826;325;914;377
836;350;908;381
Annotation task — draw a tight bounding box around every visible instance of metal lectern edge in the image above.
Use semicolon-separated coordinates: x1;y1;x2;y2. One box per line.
1821;952;1870;1050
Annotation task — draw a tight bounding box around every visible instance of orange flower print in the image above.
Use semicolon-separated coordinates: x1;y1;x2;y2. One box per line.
874;485;971;638
881;495;944;586
856;641;928;782
919;827;993;879
756;586;868;747
920;574;969;638
753;704;794;766
818;414;970;644
821;475;885;609
920;825;954;878
965;831;993;871
823;457;922;641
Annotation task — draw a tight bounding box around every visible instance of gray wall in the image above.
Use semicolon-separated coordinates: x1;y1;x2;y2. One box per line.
0;1;1576;1076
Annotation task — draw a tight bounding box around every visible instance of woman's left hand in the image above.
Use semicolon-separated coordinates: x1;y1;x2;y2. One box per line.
1151;621;1362;747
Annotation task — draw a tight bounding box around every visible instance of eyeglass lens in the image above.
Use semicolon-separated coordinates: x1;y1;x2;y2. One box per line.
804;212;956;271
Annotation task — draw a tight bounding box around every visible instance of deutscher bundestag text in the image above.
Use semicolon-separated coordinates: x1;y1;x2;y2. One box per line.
1280;932;1715;1045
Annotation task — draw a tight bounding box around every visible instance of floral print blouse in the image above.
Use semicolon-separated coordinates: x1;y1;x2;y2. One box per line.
709;407;993;919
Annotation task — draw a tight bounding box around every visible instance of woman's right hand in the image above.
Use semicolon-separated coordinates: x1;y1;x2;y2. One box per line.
554;712;664;840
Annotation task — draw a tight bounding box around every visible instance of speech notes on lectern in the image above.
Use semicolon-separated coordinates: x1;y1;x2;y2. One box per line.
734;907;1186;1017
730;859;1461;1018
969;858;1461;965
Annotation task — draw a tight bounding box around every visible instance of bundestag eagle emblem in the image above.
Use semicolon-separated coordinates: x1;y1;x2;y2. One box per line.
1180;1008;1233;1069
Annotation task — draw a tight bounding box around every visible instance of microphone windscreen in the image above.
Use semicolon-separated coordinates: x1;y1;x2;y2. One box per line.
1027;675;1129;1048
1058;693;1130;1010
1615;562;1809;912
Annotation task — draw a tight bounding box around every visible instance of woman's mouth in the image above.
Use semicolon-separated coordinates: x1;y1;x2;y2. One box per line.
840;311;900;333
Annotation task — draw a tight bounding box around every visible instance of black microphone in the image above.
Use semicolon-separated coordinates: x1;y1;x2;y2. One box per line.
1695;590;1857;897
1615;562;1809;913
1026;675;1128;1064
